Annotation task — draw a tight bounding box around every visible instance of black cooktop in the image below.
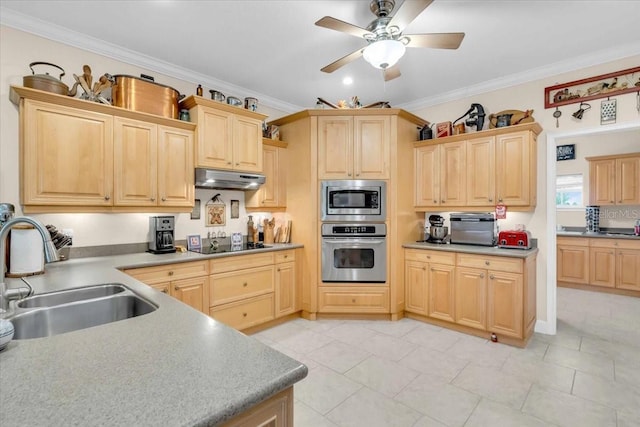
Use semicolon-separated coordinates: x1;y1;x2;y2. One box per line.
190;242;269;254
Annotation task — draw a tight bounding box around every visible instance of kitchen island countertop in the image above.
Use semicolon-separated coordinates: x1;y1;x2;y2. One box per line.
0;243;307;426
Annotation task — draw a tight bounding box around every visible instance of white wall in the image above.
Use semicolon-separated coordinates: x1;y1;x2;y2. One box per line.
0;26;288;247
411;55;640;330
556;130;640;228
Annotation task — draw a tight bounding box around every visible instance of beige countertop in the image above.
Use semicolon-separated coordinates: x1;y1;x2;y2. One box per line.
403;241;538;258
0;243;306;427
557;231;640;240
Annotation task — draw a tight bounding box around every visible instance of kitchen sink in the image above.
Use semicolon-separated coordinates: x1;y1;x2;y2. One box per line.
8;284;157;339
17;284;126;308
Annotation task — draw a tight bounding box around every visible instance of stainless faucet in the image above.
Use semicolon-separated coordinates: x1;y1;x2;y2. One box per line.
0;217;59;315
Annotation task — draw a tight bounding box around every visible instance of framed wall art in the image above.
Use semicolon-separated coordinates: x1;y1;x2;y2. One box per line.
230;200;239;219
544;66;640;109
206;194;226;227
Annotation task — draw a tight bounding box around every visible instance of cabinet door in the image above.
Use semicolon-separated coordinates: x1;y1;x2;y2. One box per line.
440;141;466;206
414;145;440;207
172;276;209;314
616;249;640;291
22;100;113;206
157;126;194;207
466;136;496;206
589;247;616;287
233;116;263;172
616;157;640;205
353;116;390;179
113;117;157;206
404;260;428;315
487;271;523;338
557;245;589;284
275;261;296;317
428;263;455;322
454;267;487;330
589;159;616;206
318;116;353;179
495;131;531;206
196;107;234;169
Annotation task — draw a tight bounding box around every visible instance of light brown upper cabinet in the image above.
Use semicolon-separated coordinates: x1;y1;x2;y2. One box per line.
414;123;540;211
114;118;194;208
318;115;390;179
587;153;640;206
181;96;266;173
246;140;287;210
11;86;195;213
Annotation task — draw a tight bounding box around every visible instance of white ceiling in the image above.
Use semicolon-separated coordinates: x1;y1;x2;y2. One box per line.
1;0;639;112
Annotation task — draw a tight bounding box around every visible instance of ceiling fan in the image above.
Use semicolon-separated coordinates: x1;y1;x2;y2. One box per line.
316;0;465;81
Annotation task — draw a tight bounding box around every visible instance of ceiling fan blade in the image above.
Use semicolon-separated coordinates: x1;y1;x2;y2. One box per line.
383;65;401;81
405;33;465;49
315;16;371;38
388;0;434;32
321;48;364;73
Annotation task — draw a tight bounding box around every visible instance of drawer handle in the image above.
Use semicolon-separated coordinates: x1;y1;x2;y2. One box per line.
168;271;174;276
490;274;495;280
243;312;247;317
485;261;490;266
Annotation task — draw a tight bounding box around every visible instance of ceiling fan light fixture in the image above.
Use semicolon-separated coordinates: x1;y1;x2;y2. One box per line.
362;39;406;69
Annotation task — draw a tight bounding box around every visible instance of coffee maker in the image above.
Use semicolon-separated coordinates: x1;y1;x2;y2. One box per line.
148;216;176;254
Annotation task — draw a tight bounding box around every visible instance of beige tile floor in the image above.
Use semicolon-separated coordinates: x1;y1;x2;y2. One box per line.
253;287;640;427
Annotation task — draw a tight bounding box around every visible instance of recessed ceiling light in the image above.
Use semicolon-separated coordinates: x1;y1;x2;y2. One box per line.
343;76;353;85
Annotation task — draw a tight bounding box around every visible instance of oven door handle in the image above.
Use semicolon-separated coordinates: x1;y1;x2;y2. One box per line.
323;238;386;245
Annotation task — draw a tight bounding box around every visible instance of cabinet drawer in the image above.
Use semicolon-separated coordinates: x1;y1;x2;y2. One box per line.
274;250;296;264
210;266;274;306
318;287;389;313
456;254;522;274
405;249;455;265
210;294;274;330
557;236;589;246
589;238;640;250
210;252;274;273
124;261;208;284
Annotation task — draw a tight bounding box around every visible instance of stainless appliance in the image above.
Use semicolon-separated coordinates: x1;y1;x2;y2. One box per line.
195;168;265;190
427;214;448;243
321;223;386;283
321;180;386;222
148;216;176;254
450;212;496;246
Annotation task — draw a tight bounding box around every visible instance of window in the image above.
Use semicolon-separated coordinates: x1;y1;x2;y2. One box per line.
556;174;583;208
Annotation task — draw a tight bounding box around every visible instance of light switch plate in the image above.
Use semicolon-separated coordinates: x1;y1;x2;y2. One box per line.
601;99;617;124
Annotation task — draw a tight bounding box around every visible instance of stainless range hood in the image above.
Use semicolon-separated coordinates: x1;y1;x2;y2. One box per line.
195;168;265;190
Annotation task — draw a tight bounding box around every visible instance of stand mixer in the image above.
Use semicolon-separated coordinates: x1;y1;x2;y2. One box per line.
427;215;449;243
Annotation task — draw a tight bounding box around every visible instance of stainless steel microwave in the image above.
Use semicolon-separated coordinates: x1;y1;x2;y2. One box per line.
321;180;386;222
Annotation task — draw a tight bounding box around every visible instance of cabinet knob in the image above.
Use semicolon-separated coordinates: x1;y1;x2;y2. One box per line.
490;274;495;280
489;198;493;202
227;162;232;165
426;255;431;259
351;298;356;303
430;267;434;271
162;287;168;293
433;200;437;204
618;200;622;203
441;200;445;203
485;261;490;266
243;312;247;317
498;198;503;202
356;173;360;177
610;201;614;203
480;273;485;279
422;266;426;270
168;271;174;276
104;195;110;201
161;197;166;202
236;162;240;166
284;255;288;258
348;173;352;177
243;282;248;287
150;197;156;202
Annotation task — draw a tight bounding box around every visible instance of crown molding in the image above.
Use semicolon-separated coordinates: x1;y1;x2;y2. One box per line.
0;7;303;114
398;41;640;111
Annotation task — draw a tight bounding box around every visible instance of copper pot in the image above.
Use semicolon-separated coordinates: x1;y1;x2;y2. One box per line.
23;62;70;95
111;74;182;119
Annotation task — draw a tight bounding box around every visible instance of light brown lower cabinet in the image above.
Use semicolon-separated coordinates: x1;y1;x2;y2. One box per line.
124;260;209;314
404;248;536;346
222;387;293;427
209;250;299;331
318;287;390;313
557;237;640;294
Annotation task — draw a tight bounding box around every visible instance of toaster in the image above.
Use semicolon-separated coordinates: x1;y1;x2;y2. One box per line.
498;230;532;249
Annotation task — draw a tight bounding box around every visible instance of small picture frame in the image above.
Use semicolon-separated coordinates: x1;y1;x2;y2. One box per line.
206;204;226;227
556;144;576;161
230;200;240;219
186;234;201;251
